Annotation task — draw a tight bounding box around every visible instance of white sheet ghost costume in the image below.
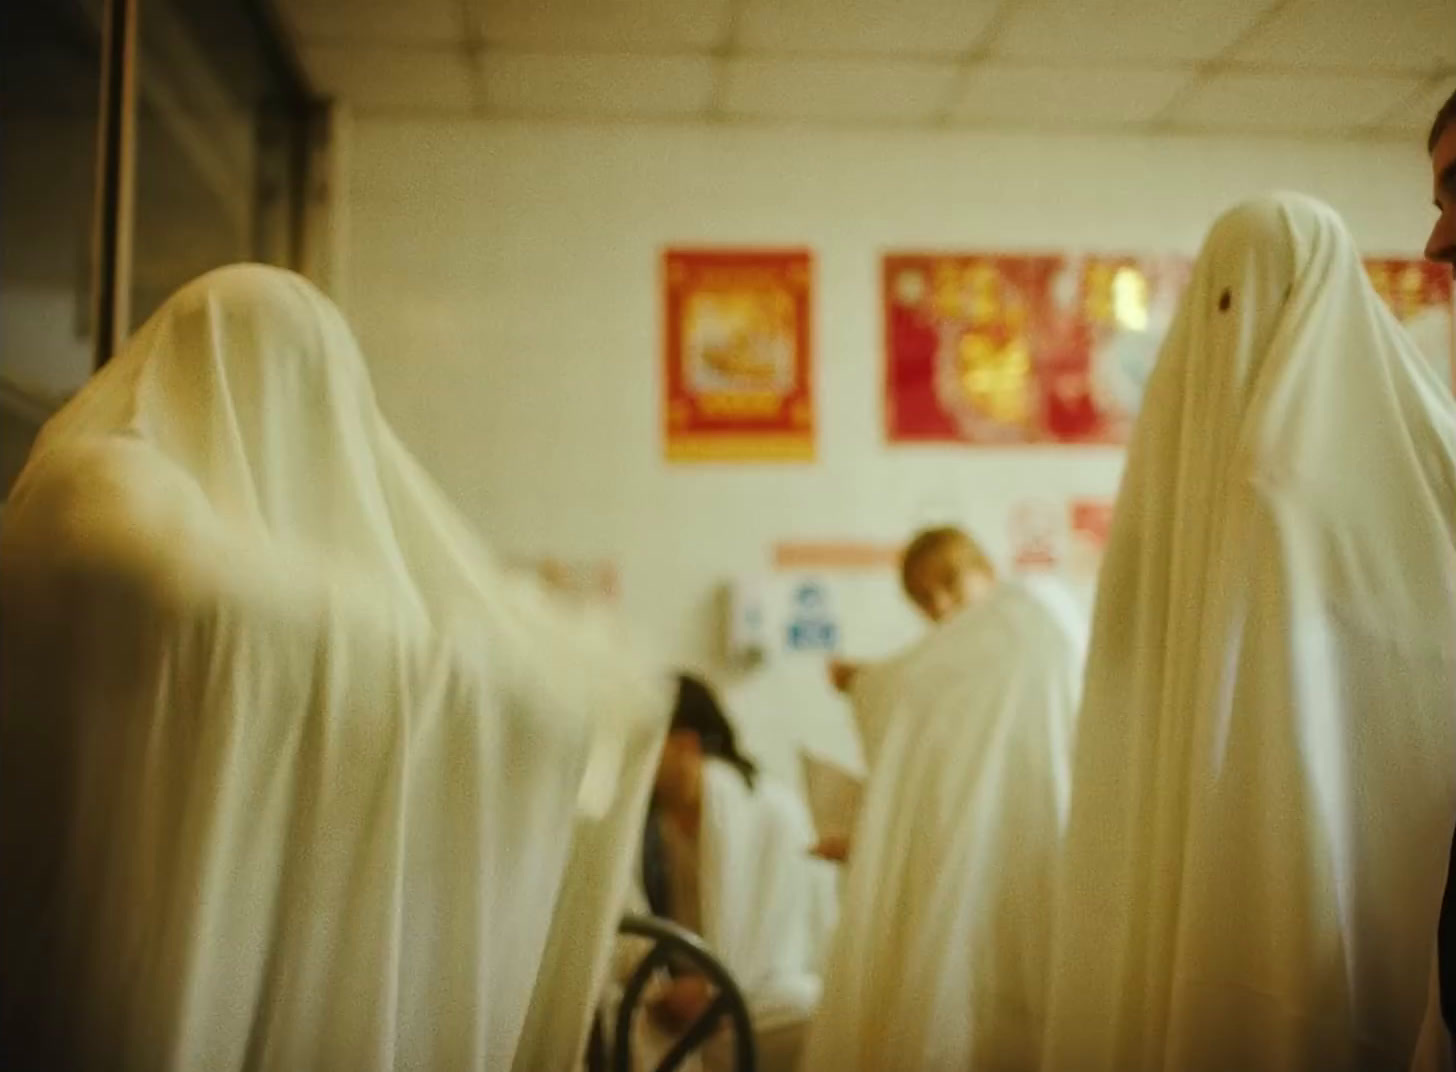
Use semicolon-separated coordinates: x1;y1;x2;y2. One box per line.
1040;194;1456;1072
801;579;1083;1072
622;758;838;1072
692;762;839;1035
0;265;671;1072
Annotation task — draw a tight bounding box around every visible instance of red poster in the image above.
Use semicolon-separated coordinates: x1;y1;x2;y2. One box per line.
663;249;814;462
884;253;1188;445
1068;499;1115;577
886;252;1454;449
1364;258;1455;387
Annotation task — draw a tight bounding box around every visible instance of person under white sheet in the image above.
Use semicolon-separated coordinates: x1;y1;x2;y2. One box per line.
0;265;671;1072
822;527;1085;841
627;674;837;1072
802;528;1084;1071
1041;193;1456;1072
827;526;1002;773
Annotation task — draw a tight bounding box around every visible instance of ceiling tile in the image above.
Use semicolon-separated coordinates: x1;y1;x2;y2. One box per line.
278;0;464;47
1374;75;1456;133
723;56;959;122
482;53;716;118
737;0;1001;58
1231;0;1456;74
949;62;1194;126
481;0;732;52
992;0;1275;63
1168;71;1427;132
302;45;476;112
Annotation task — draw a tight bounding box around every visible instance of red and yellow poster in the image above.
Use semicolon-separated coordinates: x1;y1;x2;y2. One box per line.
663;249;814;462
885;253;1454;446
1365;258;1455;387
884;252;1189;445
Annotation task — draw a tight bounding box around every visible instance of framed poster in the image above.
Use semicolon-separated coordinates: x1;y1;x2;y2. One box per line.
1364;258;1455;388
886;250;1454;449
884;252;1188;446
663;248;814;462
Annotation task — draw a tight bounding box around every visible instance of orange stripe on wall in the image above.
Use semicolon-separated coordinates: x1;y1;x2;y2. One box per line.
773;542;900;571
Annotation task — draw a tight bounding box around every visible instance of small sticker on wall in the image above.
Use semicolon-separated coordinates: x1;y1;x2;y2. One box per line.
1068;499;1115;577
1010;501;1061;572
531;558;619;603
784;579;839;652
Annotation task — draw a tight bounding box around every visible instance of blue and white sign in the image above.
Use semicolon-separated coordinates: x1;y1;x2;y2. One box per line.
785;579;838;653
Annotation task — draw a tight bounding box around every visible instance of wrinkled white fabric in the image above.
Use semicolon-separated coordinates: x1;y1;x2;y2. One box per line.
802;580;1083;1071
1041;194;1456;1072
614;760;837;1072
1019;574;1089;666
843;654;902;773
697;760;839;1025
0;265;670;1072
848;577;1084;776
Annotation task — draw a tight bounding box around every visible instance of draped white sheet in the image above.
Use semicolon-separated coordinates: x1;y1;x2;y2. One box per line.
0;265;670;1072
697;760;839;1027
616;760;837;1072
802;580;1083;1071
1041;194;1456;1072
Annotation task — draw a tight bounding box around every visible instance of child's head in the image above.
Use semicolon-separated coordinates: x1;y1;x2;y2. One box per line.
654;674;758;807
900;526;994;623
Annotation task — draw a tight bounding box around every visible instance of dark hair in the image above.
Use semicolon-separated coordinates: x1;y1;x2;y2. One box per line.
641;674;757;918
671;673;758;788
1431;86;1456;153
641;814;671;918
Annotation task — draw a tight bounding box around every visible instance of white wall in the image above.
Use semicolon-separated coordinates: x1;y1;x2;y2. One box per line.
343;119;1437;779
